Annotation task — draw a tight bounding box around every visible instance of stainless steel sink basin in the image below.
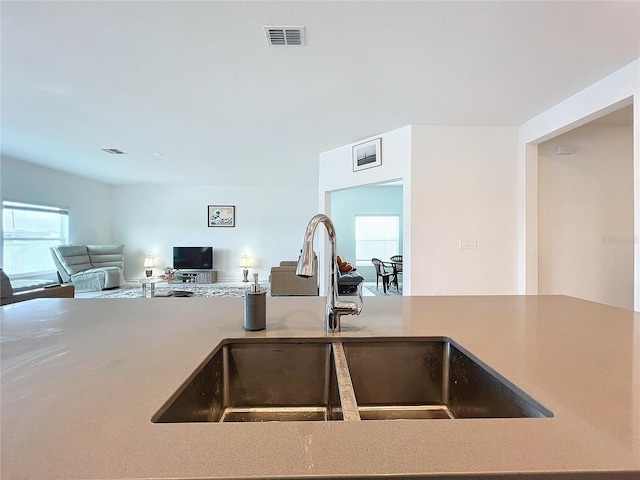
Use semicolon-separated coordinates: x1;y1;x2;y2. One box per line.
152;340;343;422
343;339;553;420
152;337;552;423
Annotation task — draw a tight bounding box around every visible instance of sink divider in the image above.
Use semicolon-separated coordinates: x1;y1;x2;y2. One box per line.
331;342;361;421
222;345;230;416
323;344;332;414
442;341;450;407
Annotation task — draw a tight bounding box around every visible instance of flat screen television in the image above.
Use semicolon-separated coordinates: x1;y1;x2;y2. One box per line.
173;247;213;270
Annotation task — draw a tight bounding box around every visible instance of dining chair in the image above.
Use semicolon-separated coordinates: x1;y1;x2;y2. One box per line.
371;258;395;293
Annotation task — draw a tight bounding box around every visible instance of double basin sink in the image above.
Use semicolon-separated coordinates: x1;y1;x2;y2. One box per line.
152;337;552;423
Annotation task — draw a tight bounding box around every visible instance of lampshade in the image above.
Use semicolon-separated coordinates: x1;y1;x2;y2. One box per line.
143;255;155;268
239;255;251;268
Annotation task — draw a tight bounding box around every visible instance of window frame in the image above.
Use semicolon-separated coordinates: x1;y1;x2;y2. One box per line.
354;214;401;267
2;201;69;278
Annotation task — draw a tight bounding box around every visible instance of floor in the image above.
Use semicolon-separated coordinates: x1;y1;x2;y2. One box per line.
363;281;402;297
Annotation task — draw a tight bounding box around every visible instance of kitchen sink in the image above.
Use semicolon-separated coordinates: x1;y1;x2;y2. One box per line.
152;337;552;423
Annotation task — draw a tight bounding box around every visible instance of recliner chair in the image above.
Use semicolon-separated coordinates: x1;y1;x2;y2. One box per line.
51;244;125;292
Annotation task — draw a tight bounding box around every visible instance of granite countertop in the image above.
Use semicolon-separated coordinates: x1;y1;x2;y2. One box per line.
1;295;639;479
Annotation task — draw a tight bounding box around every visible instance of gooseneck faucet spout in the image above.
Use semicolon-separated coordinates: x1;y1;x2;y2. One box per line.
296;214;363;333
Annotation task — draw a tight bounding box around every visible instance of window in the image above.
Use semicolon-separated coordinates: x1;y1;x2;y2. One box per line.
2;201;69;276
355;215;400;267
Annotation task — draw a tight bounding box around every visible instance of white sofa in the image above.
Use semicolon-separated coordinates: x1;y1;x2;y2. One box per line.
50;244;125;292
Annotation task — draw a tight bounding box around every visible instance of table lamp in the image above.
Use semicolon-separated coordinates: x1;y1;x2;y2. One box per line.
239;255;251;282
143;255;155;277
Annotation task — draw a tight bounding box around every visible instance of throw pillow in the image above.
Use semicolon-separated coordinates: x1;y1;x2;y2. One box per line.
340;262;353;273
336;256;354;273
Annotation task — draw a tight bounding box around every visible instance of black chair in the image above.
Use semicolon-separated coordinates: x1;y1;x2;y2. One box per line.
372;258;395;293
389;255;403;288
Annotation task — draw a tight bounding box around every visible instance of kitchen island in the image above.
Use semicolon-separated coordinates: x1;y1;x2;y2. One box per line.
1;295;639;479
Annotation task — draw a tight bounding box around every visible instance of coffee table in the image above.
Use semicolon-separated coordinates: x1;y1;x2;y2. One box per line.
139;277;168;298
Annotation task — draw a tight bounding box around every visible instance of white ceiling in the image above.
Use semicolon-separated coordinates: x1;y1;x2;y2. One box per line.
1;1;638;186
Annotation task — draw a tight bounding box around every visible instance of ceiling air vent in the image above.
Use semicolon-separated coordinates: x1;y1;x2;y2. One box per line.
101;148;126;155
264;26;305;46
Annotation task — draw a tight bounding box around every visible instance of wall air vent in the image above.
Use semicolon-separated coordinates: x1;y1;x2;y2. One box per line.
264;26;305;46
101;148;126;155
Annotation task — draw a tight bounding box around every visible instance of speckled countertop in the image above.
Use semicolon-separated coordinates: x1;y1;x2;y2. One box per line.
1;295;639;479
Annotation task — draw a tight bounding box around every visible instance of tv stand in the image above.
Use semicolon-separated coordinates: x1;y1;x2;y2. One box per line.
172;270;217;284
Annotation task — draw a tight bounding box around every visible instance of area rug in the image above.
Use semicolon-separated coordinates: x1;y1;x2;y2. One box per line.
95;284;266;299
365;284;402;297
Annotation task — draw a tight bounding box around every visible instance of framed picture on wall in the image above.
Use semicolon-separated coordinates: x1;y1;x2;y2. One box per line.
352;138;382;172
208;205;235;227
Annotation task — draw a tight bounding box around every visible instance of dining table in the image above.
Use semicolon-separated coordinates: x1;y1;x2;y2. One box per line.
387;258;402;289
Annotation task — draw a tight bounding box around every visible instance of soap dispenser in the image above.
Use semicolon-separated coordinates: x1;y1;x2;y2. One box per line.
244;273;266;331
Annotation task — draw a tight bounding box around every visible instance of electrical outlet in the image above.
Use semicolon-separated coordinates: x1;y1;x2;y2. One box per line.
459;239;477;250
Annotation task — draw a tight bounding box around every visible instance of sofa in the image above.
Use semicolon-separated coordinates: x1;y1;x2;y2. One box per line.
269;260;318;296
1;268;75;306
269;258;365;297
50;244;125;292
337;270;365;295
336;255;365;295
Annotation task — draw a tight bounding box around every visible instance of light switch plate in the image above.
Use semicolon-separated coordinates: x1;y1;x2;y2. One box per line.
459;239;477;250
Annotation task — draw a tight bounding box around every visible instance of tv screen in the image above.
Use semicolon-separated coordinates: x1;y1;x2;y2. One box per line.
173;247;213;270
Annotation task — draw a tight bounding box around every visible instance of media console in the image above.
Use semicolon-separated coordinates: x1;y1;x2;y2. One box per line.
170;270;217;284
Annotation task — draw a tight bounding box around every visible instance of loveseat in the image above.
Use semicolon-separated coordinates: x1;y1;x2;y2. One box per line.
1;268;75;306
269;260;319;296
50;244;125;292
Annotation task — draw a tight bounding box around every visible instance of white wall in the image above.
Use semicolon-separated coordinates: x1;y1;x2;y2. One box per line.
538;125;634;310
0;156;113;275
330;185;403;281
319;127;411;193
410;126;519;296
111;184;317;281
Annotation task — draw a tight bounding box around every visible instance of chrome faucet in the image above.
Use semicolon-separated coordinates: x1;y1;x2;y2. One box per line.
296;214;363;333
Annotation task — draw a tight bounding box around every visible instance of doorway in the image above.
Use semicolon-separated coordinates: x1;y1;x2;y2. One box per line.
537;105;634;309
330;181;404;290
